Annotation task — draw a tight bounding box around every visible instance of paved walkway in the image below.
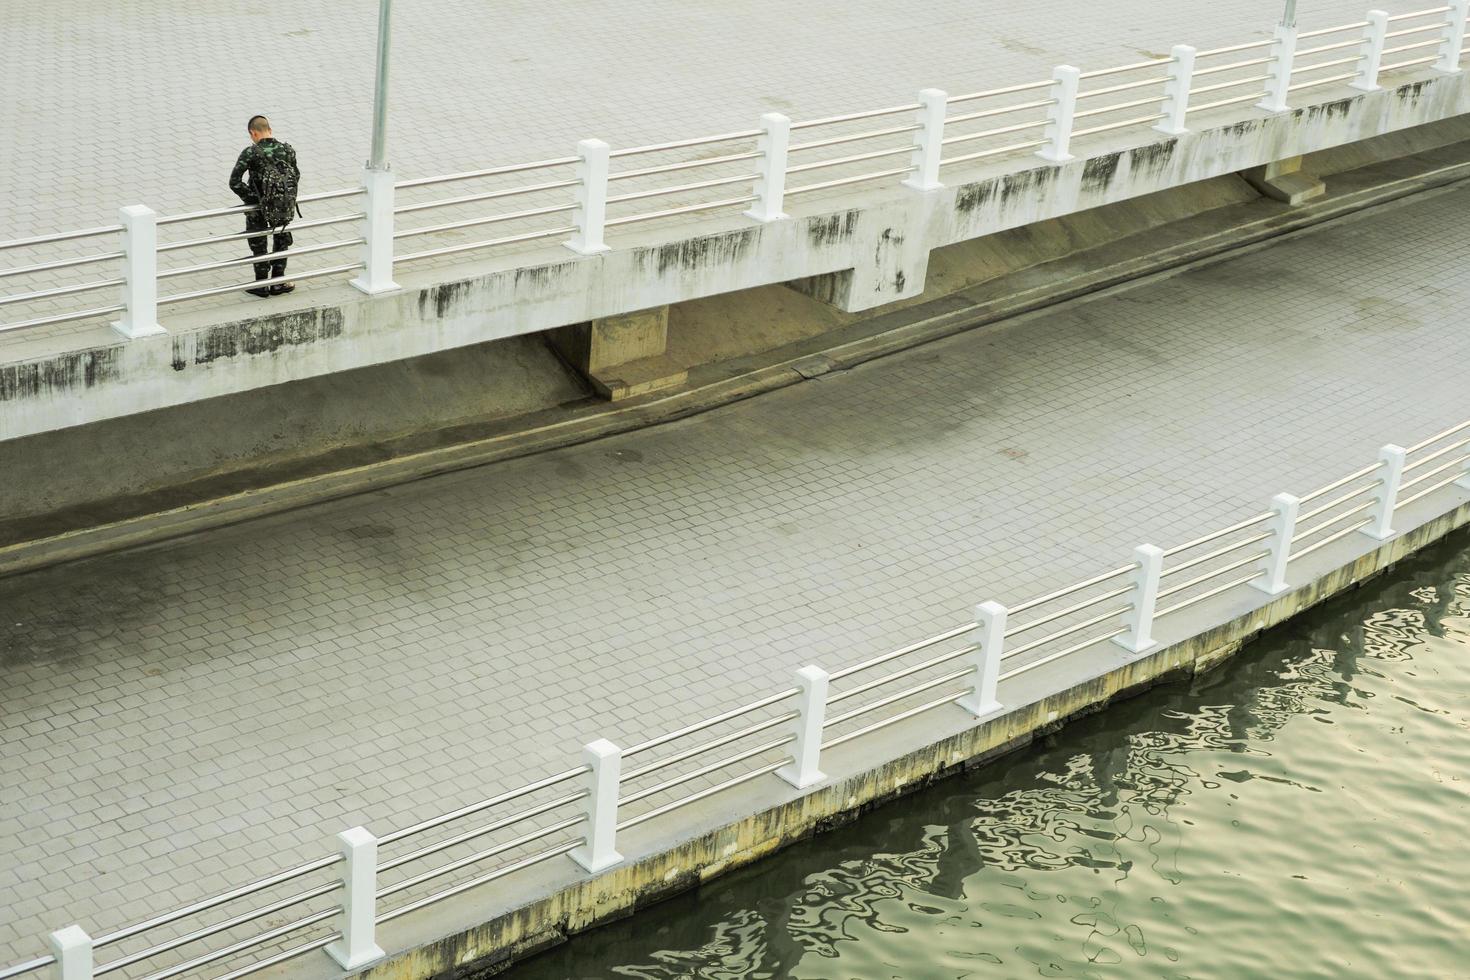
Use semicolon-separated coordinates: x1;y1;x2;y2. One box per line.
3;183;1470;971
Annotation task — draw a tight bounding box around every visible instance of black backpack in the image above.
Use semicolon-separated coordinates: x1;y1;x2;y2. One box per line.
255;141;300;229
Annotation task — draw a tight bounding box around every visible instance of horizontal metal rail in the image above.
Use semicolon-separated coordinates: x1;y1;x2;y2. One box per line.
1407;418;1470;453
1004;605;1133;659
1397;452;1470;493
622;711;800;783
1163;511;1273;558
822;690;968;750
376;839;581;924
1073;112;1167;137
1009;563;1135;615
156;188;360;227
377;814;586;900
209;935;337;980
1404;436;1470;472
790;104;920;132
624;687;799;757
1297;479;1381;524
0;276;125;307
1005;584;1134;637
1195;38;1275;58
610;149;763;181
828;622;973;682
1291;499;1376;544
947;79;1053;104
610;129;762;159
999;626;1129;682
378;765;587;847
1299;19;1371;39
1291;517;1373;560
620;735;795;808
157;263;364;305
1192;74;1273;96
785;145;913;174
396;156;578;191
1289;55;1366;76
1380;54;1440;71
393;179;580;216
157;212;365;253
157;239;364;281
946;98;1054;126
942;138;1048;166
0;303;126;332
1077;76;1167;100
784;167;914;197
1385;5;1450;22
1157;551;1268;601
1080;56;1173;80
1385;22;1446;38
392;203;576;240
1296;38;1369;57
1194;55;1272;77
617;759;789;831
826;645;973;706
395;225;576;264
1073;94;1167;120
1382;38;1445;56
0;223;124;252
823;666;975;729
1396;470;1468;509
604;194;757;225
789;124;918;153
1155;570;1263;618
1298;461;1379;501
940;118;1048;146
1163;531;1273;577
133;907;337;980
0;251;123;280
379;791;587;873
0;959;52;980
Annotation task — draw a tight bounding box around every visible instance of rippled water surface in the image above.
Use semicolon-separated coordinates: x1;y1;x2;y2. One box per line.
511;533;1470;979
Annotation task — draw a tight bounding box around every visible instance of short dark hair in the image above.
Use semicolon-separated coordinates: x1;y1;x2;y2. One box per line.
247;115;271;134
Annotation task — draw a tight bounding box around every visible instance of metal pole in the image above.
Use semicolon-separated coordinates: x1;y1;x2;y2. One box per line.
368;0;392;169
1281;0;1297;27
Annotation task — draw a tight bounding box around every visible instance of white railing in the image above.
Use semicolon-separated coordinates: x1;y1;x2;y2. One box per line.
2;2;1466;337
5;417;1469;980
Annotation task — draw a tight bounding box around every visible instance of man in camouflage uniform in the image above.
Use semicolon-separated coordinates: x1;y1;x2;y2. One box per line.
228;115;300;296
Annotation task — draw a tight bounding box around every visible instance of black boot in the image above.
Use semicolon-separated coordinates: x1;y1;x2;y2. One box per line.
269;258;294;295
245;264;272;298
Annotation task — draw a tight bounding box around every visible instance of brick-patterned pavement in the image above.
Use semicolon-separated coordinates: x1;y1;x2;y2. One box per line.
2;180;1469;971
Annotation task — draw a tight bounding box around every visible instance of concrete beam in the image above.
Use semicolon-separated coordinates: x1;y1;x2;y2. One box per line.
1241;155;1327;205
548;305;687;400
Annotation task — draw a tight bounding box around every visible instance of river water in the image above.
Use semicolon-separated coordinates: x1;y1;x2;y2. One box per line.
511;532;1470;979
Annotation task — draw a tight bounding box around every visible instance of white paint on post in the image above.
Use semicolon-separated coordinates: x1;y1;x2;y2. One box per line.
1434;0;1468;73
1362;443;1406;540
777;665;828;790
570;739;623;873
744;113;791;223
111;205;165;340
48;926;91;980
325;826;385;971
566;139;612;255
1257;24;1299;113
1352;11;1389;91
1036;66;1080;163
1251;492;1300;596
1112;544;1163;655
351;167;401;296
902;88;947;192
1155;45;1196;135
958;602;1005;718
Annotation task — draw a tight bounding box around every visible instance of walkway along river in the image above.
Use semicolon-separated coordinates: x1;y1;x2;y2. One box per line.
509;529;1470;979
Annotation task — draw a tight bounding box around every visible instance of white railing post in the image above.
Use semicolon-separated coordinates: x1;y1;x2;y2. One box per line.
1155;45;1197;135
1363;444;1406;540
1251;492;1301;596
1434;0;1468;73
1036;66;1081;163
324;827;384;970
1258;23;1299;113
48;926;92;980
958;602;1005;717
902;88;948;192
1113;544;1163;655
112;205;164;339
570;739;623;873
1353;11;1389;91
744;113;791;223
350;166;400;296
777;665;828;789
566;138;611;255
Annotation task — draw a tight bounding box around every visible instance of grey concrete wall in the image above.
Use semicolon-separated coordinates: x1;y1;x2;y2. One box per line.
3;71;1467;443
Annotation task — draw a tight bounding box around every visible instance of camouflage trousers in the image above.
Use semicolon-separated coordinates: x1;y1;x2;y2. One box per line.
245;212;294;281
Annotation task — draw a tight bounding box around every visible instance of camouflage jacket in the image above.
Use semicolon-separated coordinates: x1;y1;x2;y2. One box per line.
228;138;300;205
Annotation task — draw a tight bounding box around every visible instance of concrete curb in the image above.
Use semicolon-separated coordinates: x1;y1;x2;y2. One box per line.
3;159;1468;580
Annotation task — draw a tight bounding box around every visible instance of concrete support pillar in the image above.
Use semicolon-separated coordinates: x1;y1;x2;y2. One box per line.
1257;24;1298;114
566;139;611;255
902;88;947;192
324;827;384;970
777;665;828;790
1241;156;1325;205
1155;46;1196;136
48;926;92;980
112;205;165;340
1352;11;1389;91
1435;0;1468;73
1252;492;1300;597
549;305;685;400
1363;444;1406;540
351;167;401;296
958;602;1005;718
570;739;623;873
1036;66;1080;163
1112;544;1163;655
745;113;791;223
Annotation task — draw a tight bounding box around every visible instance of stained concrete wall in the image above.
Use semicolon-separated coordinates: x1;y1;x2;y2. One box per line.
3;71;1467;443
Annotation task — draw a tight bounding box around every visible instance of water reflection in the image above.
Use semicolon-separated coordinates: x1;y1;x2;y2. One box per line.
510;532;1470;979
